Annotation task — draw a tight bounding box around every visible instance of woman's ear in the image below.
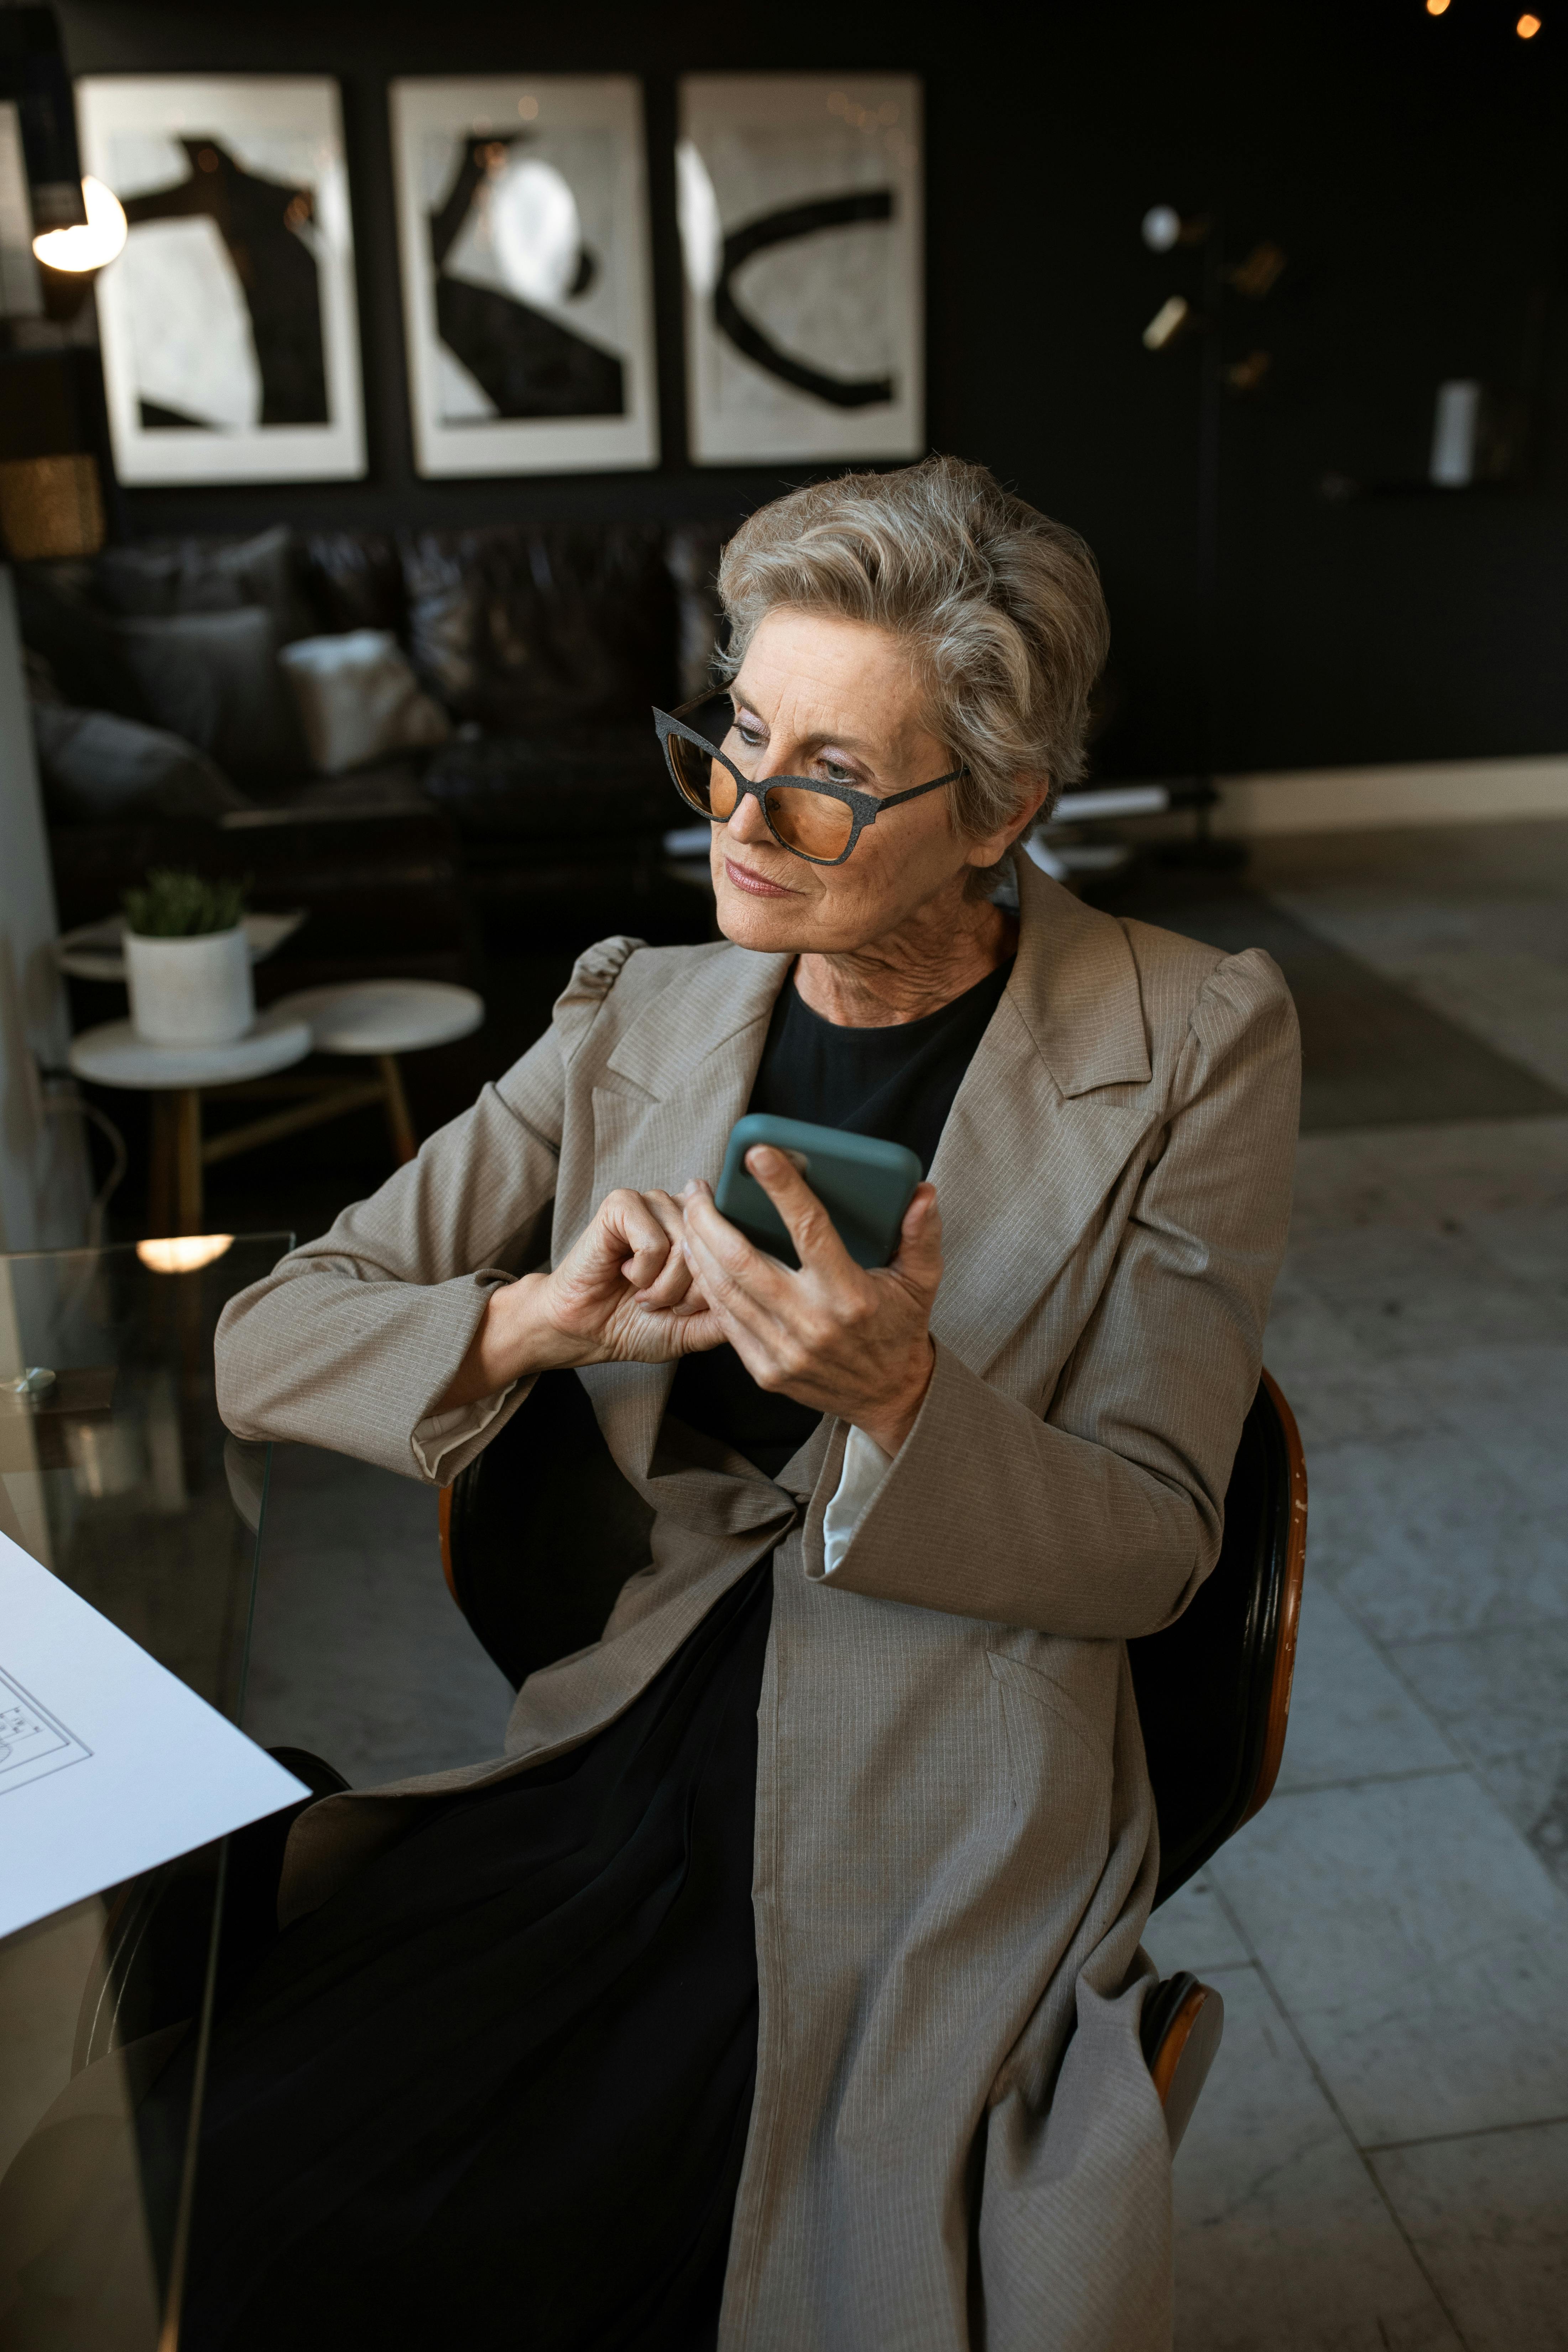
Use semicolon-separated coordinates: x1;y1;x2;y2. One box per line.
964;777;1053;869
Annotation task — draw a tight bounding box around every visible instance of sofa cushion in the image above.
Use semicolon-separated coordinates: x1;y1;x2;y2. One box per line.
398;522;678;735
667;520;731;702
48;807;470;990
277;763;434;818
15;563;156;722
93;523;316;645
422;727;674;843
33;703;251;823
113;607;309;782
301;531;407;637
279;630;451;776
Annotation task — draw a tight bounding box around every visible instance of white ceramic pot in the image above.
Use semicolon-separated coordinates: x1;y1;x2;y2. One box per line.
124;924;254;1047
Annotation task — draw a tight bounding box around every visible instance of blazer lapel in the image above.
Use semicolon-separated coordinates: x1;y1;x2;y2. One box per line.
573;866;1160;1462
928;861;1160;1374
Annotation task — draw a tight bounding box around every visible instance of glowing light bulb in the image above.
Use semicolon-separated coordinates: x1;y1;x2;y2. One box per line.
1141;204;1182;254
1516;10;1541;31
135;1235;234;1275
1425;0;1450;16
31;176;128;274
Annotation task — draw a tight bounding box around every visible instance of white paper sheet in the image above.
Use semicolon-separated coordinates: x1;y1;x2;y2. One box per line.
0;1529;308;1940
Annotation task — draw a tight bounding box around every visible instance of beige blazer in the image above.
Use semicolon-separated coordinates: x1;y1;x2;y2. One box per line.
215;855;1299;2352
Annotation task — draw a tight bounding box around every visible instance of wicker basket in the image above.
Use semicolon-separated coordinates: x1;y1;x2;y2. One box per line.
0;453;106;561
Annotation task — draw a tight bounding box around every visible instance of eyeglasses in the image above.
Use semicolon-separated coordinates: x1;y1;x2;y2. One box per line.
653;700;964;867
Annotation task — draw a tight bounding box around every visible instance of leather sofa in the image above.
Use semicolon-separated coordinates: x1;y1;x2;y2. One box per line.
24;515;729;988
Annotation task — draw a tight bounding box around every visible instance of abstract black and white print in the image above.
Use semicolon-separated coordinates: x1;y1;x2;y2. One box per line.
679;76;923;466
391;79;657;477
78;77;365;485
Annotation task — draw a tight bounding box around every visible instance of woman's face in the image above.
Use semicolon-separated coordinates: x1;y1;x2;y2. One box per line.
708;608;1032;956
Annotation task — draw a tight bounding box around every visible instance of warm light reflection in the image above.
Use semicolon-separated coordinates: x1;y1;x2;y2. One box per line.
31;176;128;274
1143;295;1191;351
1517;11;1541;32
136;1235;234;1275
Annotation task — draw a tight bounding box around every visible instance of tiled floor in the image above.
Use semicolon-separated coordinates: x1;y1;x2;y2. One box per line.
242;818;1568;2349
1147;819;1568;2352
241;1440;512;1786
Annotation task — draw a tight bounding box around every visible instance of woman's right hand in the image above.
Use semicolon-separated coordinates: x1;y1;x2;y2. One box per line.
436;1190;724;1411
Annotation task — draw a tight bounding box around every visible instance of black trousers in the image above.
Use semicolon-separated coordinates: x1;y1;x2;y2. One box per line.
168;1562;772;2352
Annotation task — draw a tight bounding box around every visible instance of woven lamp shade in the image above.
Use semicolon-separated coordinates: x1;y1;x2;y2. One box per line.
0;454;106;561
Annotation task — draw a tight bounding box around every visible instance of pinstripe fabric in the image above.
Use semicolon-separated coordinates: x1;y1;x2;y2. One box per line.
213;856;1299;2350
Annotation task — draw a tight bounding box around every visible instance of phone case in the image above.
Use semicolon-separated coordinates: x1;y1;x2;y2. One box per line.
714;1113;922;1269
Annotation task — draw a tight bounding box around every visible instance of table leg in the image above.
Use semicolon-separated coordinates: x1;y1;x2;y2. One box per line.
149;1093;175;1237
174;1089;203;1232
379;1054;418;1165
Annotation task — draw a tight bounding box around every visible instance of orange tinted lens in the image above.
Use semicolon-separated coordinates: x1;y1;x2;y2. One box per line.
667;730;714;809
765;786;855;860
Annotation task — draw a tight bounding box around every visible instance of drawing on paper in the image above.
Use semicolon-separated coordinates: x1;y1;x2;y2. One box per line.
76;74;365;485
0;1664;93;1793
678;74;924;467
390;76;658;478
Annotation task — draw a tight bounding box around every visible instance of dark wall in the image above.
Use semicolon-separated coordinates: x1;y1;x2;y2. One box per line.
55;0;1568;782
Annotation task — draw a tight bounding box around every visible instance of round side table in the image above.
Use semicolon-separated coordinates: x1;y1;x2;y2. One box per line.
69;1012;313;1236
267;982;485;1164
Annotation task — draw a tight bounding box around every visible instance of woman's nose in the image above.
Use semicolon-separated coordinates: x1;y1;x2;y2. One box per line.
724;787;773;845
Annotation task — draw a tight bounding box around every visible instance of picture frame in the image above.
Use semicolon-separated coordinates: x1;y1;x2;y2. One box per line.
678;73;924;468
390;75;658;478
77;75;365;486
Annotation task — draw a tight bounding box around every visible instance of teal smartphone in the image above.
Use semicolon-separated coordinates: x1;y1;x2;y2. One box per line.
714;1113;923;1270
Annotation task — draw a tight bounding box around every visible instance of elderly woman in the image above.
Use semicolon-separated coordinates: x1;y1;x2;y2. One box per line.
201;456;1298;2352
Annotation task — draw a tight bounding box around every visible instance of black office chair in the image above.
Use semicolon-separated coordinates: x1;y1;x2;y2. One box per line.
438;1365;1308;2150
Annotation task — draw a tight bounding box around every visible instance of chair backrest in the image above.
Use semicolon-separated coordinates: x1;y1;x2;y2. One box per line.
1127;1370;1307;1904
440;1368;1307;1908
440;1368;654;1690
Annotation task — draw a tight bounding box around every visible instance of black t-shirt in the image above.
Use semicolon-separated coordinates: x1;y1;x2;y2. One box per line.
666;957;1014;1477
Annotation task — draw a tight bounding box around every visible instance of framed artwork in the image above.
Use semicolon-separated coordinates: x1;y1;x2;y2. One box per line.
390;76;658;478
76;76;364;485
678;74;924;468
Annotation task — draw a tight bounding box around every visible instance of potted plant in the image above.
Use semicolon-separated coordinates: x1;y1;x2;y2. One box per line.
123;871;254;1047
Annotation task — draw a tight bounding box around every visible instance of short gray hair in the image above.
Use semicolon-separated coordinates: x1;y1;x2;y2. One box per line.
715;455;1110;845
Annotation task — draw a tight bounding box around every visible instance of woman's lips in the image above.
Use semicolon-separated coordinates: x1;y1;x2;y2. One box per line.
722;854;799;899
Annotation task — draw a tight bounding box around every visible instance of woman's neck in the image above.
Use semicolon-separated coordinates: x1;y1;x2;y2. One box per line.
793;884;1017;1027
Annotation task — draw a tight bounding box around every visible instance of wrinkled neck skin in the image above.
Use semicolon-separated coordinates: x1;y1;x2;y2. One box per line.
792;873;1018;1029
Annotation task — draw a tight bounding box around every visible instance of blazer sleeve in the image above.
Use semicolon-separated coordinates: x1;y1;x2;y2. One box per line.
213;937;638;1483
804;949;1300;1639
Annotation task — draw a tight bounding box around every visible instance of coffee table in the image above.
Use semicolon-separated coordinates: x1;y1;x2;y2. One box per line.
68;1012;313;1237
69;983;485;1234
267;980;485;1163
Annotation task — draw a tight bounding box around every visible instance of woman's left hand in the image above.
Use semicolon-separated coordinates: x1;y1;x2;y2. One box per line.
680;1146;943;1458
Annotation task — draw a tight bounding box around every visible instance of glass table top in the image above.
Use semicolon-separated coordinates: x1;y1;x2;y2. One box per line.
0;1234;290;2352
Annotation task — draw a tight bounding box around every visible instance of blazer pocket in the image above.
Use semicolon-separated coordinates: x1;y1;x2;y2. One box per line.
986;1650;1115;1826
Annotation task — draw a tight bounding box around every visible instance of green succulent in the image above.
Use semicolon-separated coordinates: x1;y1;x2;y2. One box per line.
123;870;249;940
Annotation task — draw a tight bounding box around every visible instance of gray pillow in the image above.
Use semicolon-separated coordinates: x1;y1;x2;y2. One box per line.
95;523;314;644
32;702;252;823
113;606;308;781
